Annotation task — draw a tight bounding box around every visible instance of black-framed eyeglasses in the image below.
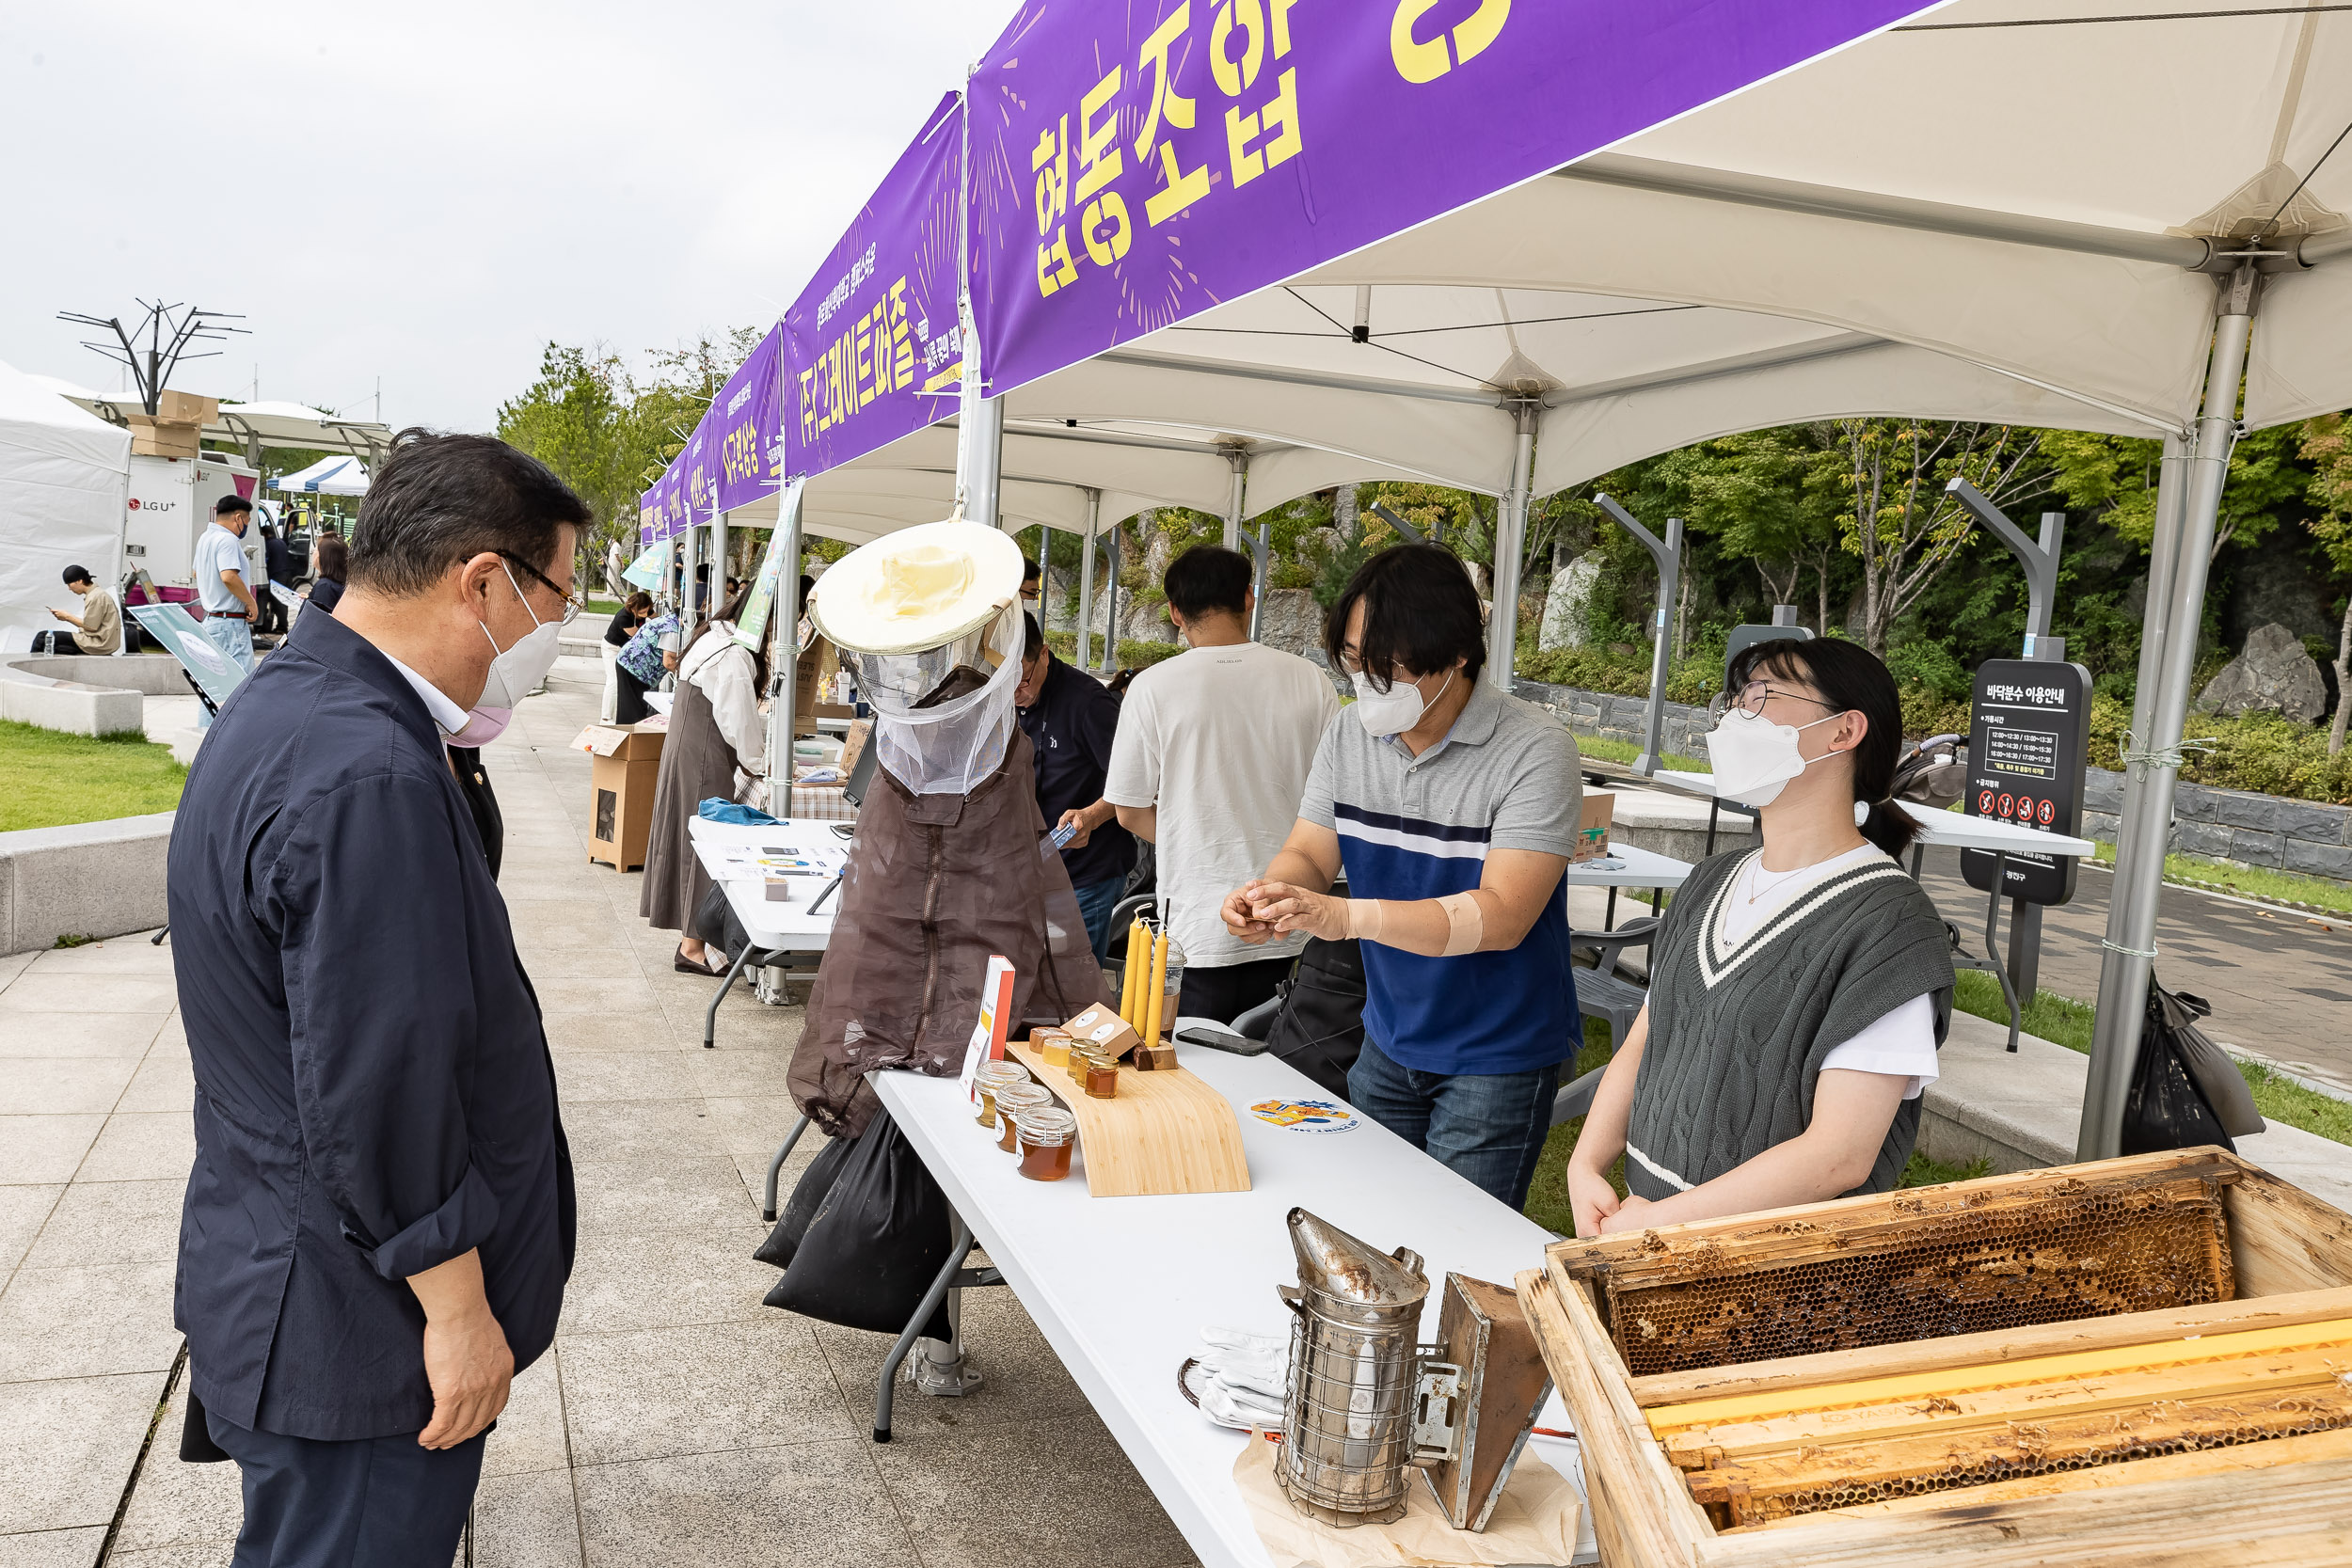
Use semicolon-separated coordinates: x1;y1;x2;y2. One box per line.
500;552;584;626
1708;680;1845;724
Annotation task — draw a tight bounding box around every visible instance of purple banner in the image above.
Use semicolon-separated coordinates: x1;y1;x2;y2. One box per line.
784;91;964;480
968;0;1928;394
713;325;785;512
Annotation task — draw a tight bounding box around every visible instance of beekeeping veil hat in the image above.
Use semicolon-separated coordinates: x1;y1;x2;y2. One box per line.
811;515;1025;795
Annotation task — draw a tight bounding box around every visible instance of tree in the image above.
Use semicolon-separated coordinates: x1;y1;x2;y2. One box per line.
2303;414;2352;755
2043;423;2306;567
1824;419;2053;655
1649;427;1845;632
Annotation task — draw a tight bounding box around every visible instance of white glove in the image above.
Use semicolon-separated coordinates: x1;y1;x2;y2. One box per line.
1198;1375;1286;1431
1198;1326;1293;1406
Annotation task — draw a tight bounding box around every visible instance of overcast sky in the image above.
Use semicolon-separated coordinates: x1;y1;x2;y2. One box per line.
0;0;1005;432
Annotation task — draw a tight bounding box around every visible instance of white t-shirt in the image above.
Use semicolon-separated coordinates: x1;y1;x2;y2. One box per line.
1715;843;1941;1101
1104;641;1341;970
193;523;251;613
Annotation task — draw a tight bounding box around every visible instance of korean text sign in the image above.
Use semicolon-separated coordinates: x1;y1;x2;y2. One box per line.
785;92;965;481
966;0;1930;395
713;326;785;513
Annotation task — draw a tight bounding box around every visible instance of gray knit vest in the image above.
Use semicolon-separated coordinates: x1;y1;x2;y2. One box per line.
1622;847;1956;1204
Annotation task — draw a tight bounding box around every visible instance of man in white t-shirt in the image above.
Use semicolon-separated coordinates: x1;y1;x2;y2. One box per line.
192;496;262;730
1106;546;1339;1022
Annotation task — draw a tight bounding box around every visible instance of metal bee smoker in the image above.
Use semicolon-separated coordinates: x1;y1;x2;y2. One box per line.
1276;1208;1462;1528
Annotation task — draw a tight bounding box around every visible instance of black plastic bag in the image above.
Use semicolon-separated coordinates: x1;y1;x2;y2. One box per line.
760;1108;952;1341
2151;983;2266;1139
753;1132;854;1271
1263;937;1367;1101
2120;976;2241;1156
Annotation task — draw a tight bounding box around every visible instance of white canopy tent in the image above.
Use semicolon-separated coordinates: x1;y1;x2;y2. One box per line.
271;454;369;496
33;385;396;467
0;361;132;652
771;0;2352;1156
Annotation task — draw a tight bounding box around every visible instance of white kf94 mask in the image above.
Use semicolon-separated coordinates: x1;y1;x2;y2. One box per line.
1706;706;1842;809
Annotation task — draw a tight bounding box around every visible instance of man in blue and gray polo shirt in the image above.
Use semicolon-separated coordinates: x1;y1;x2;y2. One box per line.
1220;545;1581;1207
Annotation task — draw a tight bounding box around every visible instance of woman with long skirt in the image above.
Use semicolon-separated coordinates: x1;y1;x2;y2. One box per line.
640;585;770;974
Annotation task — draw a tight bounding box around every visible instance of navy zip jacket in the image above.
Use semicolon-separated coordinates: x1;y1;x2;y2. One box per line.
167;605;574;1441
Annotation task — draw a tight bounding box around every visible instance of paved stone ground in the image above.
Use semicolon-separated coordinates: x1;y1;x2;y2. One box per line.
0;657;1198;1567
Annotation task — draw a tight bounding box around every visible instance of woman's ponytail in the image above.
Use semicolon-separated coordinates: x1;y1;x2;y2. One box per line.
1859;797;1919;861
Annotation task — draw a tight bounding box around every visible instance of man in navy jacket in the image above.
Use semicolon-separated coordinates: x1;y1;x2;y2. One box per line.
167;430;586;1565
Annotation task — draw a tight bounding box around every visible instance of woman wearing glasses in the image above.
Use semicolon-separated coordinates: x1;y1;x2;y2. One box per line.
641;585;771;974
1567;639;1955;1238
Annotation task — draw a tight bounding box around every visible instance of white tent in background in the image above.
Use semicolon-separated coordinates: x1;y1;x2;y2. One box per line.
0;360;132;652
272;454;368;496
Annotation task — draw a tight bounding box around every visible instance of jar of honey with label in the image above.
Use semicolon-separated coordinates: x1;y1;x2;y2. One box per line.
1014;1107;1077;1181
972;1062;1030;1130
992;1083;1053;1150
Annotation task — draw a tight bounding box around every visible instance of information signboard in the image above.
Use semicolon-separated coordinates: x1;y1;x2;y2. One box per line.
1961;658;2092;905
128;603;246;712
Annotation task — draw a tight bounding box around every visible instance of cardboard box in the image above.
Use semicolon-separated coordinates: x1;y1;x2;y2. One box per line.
151;389;220;426
125;414;201;460
581;723;666;871
1571;790;1613;862
1062;1002;1139;1060
791;636;840;730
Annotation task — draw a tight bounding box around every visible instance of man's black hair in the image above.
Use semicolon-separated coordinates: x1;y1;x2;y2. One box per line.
348;429;591;598
1323;544;1486;689
1023;610;1047;659
215;494;253;517
1022;557;1041;584
61;564;91;587
1163;545;1251;622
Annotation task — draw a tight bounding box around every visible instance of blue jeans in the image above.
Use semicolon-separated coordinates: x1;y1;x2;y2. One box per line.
196;615;255;729
1347;1038;1561;1210
207;1408;485;1567
1071;874;1126;964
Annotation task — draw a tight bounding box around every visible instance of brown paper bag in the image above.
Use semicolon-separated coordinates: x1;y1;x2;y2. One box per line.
1232;1433;1581;1567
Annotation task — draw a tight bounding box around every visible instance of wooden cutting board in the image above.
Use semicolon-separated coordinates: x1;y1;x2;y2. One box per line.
1004;1038;1251;1197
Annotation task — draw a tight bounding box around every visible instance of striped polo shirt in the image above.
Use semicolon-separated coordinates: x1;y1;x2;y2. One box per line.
1299;682;1583;1076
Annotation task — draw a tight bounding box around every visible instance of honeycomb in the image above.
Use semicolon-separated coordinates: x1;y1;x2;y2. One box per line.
1601;1180;2233;1377
1701;1386;2352;1527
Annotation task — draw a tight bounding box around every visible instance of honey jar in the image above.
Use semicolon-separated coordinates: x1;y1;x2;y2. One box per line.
972;1062;1030;1130
1014;1107;1077;1181
993;1083;1053;1149
1083;1053;1120;1100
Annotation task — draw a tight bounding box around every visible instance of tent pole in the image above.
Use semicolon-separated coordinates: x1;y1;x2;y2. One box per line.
1104;523;1122;672
711;499;727;612
1077;488;1100;670
769;483;803;818
1486;401;1538;691
953;285;1006;532
2078;267;2258;1161
1248;518;1271;642
1223;449;1247;552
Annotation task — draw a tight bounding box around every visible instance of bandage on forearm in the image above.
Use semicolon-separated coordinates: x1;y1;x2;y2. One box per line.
1343;899;1387;942
1438;892;1484;956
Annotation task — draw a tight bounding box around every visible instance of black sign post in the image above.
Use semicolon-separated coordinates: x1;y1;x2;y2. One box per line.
1962;657;2092;1000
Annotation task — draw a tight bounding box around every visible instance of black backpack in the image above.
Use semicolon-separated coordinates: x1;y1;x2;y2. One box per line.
1263;937;1368;1100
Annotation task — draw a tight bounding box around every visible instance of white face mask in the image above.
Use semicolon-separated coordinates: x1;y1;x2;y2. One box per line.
1707;706;1841;808
474;562;564;715
1351;668;1451;737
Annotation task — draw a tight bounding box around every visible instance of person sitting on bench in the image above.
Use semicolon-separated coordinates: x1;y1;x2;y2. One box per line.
38;564;120;655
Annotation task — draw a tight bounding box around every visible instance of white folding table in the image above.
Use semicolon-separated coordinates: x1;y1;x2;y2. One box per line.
867;1042;1600;1568
1642;770;2096;1048
685;816;846;1051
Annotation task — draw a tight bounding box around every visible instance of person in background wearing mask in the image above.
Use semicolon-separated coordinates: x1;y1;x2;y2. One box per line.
194;495;262;728
164;431;582;1564
1015;610;1133;961
1221;546;1581;1208
1107;545;1339;1022
1565;641;1954;1238
1021;556;1042;612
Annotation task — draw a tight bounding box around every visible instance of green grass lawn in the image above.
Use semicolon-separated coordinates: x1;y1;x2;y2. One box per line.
1948;968;2352;1148
1560;732;1711;774
0;721;187;832
2090;838;2352;917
